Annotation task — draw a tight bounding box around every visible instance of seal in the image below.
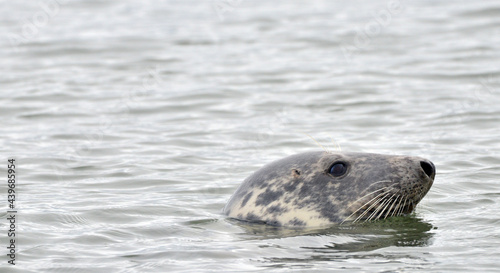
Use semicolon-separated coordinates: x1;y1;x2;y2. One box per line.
223;151;435;227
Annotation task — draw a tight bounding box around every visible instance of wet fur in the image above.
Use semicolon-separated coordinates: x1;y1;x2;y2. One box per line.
223;151;435;227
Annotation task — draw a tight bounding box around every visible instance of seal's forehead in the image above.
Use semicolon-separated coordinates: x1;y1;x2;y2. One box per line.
296;151;414;171
319;152;399;165
319;151;381;160
318;152;344;162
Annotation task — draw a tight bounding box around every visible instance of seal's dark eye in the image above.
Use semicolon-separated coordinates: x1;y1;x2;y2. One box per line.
329;162;347;177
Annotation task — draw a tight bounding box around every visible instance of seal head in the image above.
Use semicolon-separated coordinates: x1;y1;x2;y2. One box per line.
223;151;435;227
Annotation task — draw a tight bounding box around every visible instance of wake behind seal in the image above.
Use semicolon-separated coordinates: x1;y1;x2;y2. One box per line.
223;151;435;227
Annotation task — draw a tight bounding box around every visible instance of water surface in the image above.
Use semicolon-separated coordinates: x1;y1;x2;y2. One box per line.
1;0;500;272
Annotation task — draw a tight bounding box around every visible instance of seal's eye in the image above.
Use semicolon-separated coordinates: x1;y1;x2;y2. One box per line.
329;162;347;177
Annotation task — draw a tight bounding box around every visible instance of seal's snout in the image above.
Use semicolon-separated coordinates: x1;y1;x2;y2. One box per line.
420;160;435;179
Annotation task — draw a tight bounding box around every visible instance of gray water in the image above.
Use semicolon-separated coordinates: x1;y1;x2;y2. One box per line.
1;0;500;272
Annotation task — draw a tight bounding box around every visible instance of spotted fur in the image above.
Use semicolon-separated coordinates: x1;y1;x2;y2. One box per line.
223;151;435;227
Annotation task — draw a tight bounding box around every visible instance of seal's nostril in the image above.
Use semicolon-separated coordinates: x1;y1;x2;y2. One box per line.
420;161;435;178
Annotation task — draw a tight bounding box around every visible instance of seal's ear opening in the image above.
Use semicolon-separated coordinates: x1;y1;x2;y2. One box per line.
292;169;301;178
420;161;435;178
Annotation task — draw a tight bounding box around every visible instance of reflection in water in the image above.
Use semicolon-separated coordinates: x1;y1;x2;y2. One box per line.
316;216;434;251
231;215;434;267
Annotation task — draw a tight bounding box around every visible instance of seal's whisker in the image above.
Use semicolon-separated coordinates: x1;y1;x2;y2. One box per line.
371;193;394;221
352;196;382;223
364;194;391;222
369;180;391;186
364;198;383;221
396;197;404;215
378;193;397;220
385;194;399;219
365;193;389;221
357;192;391;222
344;187;388;210
304;133;330;153
341;188;390;224
395;194;405;216
342;188;392;224
399;197;408;215
330;137;341;152
365;180;393;192
377;200;391;220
